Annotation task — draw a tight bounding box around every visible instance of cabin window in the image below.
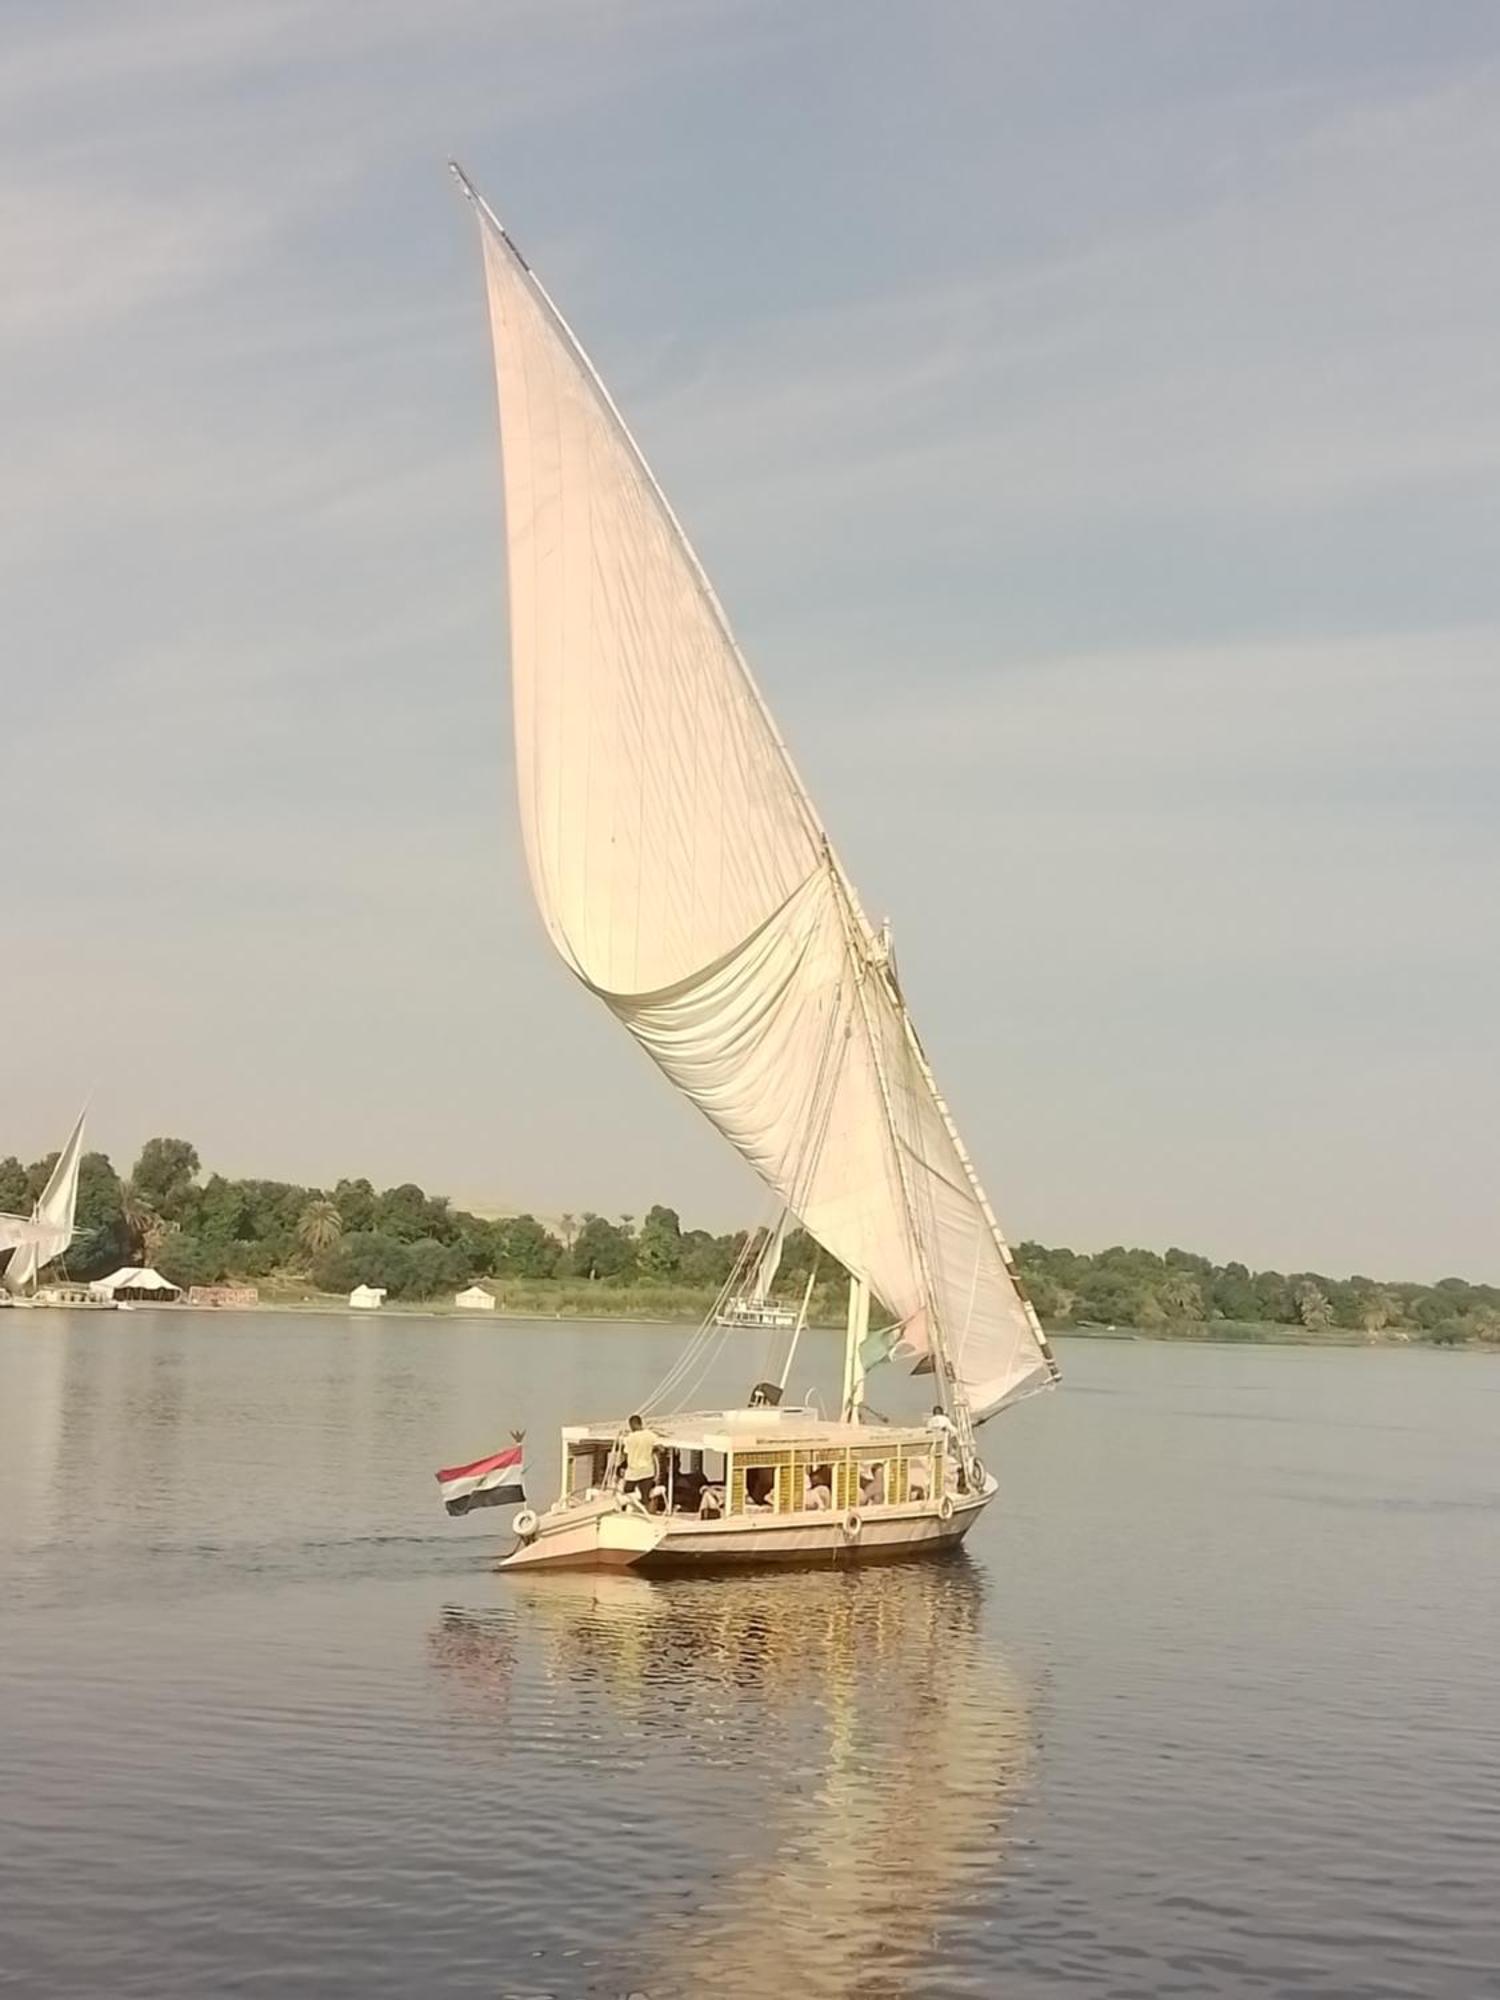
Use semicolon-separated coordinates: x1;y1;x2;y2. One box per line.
670;1450;726;1517
728;1451;791;1515
901;1450;934;1502
568;1444;611;1497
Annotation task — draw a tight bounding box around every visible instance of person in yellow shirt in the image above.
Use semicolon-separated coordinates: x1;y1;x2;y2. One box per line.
619;1413;660;1506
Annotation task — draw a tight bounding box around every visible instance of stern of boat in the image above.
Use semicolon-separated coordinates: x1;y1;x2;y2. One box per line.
497;1495;667;1572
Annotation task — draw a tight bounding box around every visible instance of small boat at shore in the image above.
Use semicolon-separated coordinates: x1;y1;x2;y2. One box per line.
714;1212;797;1331
452;167;1058;1573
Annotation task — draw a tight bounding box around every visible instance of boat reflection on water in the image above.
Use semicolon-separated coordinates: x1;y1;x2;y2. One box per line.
431;1556;1034;1996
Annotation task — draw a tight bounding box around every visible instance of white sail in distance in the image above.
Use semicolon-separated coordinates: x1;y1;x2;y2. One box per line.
751;1212;789;1306
462;179;1057;1420
2;1107;87;1293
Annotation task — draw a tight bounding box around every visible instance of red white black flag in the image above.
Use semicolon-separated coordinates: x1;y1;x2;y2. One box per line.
436;1443;526;1516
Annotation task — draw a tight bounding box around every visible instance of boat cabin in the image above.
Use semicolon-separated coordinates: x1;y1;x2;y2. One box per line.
556;1407;953;1521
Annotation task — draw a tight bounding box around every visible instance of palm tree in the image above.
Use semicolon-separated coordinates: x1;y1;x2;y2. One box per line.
120;1181;159;1264
558;1213;578;1252
142;1213;176;1267
1295;1283;1334;1330
1161;1272;1205;1321
1358;1288;1398;1333
297;1197;343;1261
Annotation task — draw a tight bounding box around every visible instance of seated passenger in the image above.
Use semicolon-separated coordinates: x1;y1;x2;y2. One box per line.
906;1459;931;1501
745;1468;775;1511
859;1463;886;1507
804;1466;833;1510
698;1484;724;1518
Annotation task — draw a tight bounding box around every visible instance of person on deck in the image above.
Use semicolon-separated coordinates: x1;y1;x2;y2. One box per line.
619;1413;660;1506
926;1405;965;1494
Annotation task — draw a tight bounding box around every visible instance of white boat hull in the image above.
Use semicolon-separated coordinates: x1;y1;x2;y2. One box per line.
498;1485;993;1574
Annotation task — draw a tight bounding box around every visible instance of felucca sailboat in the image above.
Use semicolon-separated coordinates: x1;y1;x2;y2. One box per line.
715;1211;797;1331
0;1108;87;1304
454;167;1057;1571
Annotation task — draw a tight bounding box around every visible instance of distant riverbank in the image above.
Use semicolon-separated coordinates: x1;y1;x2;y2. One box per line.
246;1279;775;1326
163;1287;1487;1350
22;1133;1495;1347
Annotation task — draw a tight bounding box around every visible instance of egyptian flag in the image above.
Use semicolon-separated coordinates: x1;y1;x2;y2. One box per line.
436;1443;526;1516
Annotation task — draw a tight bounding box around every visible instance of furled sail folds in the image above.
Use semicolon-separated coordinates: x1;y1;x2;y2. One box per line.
468;190;1056;1419
2;1108;86;1293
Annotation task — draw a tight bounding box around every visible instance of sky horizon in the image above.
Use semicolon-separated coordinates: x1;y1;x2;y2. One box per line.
4;3;1497;1284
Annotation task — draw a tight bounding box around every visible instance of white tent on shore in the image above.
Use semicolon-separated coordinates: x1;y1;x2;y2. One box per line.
90;1266;182;1302
454;1284;497;1311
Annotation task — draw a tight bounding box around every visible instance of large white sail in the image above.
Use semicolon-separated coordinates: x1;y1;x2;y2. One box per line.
2;1108;87;1293
467;189;1056;1419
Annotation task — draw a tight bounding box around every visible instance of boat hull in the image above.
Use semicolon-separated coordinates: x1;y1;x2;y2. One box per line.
497;1488;992;1574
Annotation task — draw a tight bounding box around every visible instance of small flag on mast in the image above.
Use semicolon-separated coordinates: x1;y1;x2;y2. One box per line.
436;1438;526;1516
858;1322;902;1372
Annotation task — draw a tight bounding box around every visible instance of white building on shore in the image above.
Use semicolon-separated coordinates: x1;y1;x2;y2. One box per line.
348;1284;386;1310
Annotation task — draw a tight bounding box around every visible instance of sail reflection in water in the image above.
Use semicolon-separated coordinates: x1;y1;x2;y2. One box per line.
431;1560;1033;1997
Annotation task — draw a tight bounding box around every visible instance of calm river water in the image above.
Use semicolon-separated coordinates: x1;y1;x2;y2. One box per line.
1;1313;1497;1998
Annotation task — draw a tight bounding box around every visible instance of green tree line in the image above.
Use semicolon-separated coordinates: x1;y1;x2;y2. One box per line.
1015;1241;1500;1346
2;1136;1496;1344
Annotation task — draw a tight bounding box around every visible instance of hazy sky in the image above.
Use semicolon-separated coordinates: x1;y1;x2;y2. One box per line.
4;1;1497;1279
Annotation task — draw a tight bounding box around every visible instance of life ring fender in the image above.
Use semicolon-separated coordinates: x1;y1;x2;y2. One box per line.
842;1509;863;1540
512;1508;539;1542
938;1494;955;1523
